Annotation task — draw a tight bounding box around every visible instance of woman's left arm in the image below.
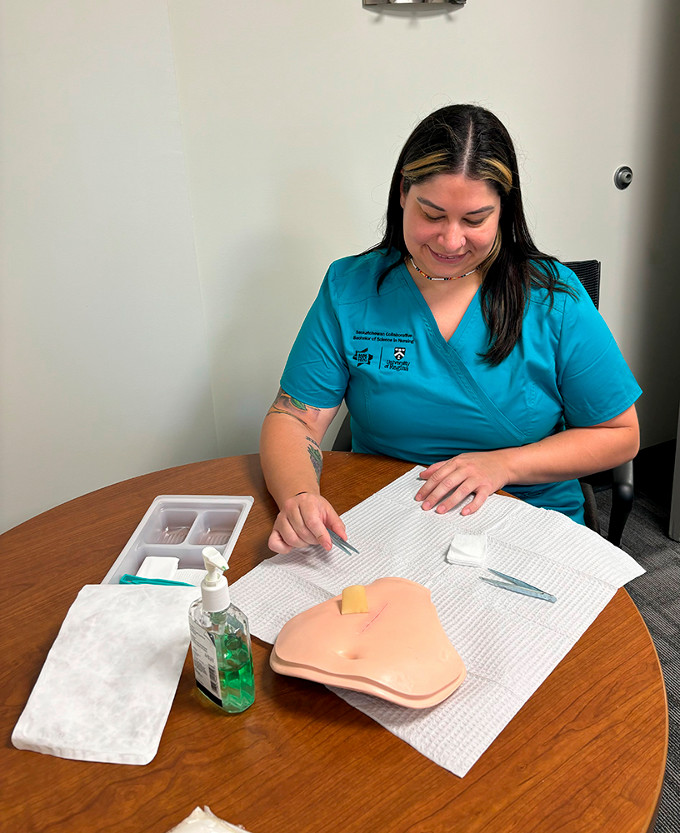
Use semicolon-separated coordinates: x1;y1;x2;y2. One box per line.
416;404;640;516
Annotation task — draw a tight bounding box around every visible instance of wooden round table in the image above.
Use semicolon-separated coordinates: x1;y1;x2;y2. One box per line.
0;452;667;833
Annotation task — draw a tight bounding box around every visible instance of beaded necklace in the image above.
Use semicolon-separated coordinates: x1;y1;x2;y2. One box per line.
408;256;478;282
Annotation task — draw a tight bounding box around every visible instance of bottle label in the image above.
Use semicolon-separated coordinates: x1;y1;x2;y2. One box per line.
188;619;222;706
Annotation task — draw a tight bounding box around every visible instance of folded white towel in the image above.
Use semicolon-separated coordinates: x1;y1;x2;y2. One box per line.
12;584;197;765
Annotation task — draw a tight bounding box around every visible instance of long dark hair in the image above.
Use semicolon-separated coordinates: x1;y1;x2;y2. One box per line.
365;104;573;365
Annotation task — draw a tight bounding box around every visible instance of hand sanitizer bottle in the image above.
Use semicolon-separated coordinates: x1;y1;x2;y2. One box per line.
188;546;255;713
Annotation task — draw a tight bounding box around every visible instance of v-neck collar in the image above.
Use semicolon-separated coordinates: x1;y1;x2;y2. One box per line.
398;260;482;348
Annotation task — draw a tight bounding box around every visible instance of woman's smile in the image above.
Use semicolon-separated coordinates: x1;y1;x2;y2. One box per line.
428;248;467;263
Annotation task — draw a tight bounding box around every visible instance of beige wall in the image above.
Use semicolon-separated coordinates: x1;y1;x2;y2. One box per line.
0;1;219;532
2;0;679;533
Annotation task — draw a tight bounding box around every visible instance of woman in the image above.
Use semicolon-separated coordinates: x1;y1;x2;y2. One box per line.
260;104;640;554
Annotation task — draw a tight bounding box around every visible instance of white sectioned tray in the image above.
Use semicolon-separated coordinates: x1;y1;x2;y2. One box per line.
101;495;254;584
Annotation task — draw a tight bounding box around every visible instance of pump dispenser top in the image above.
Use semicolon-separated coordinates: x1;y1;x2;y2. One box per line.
200;546;231;612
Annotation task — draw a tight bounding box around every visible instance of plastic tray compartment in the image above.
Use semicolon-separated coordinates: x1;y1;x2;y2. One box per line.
101;495;254;584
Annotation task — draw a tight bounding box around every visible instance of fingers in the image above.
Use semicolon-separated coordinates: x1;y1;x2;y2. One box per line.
268;528;292;554
425;481;491;516
419;460;447;478
428;481;484;515
416;454;506;516
268;493;345;554
416;464;466;511
295;494;346;540
459;487;493;516
274;508;330;552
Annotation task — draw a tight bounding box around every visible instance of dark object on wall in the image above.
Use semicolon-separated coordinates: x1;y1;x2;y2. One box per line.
363;1;466;7
614;166;633;190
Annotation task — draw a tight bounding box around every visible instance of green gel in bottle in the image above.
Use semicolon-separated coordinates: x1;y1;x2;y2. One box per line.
188;547;255;713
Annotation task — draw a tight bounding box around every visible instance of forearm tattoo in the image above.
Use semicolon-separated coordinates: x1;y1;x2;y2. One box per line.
306;436;323;482
266;389;323;481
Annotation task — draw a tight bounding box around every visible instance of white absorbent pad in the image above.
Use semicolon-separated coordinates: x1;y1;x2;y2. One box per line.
230;465;645;777
12;584;198;765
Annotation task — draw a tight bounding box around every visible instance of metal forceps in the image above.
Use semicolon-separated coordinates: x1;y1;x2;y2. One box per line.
479;568;556;603
326;528;360;555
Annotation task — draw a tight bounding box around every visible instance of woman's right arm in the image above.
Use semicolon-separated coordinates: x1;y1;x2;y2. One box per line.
260;388;343;554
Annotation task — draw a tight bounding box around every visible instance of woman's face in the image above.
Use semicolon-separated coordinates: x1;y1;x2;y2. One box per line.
400;173;501;279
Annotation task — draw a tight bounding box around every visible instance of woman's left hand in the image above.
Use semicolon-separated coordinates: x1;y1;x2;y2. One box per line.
415;451;511;516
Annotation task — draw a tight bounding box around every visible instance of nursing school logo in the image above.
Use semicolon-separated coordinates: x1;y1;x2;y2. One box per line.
353;348;373;367
383;345;410;372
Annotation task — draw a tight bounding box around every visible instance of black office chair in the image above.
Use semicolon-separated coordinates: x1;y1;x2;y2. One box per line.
563;260;634;546
332;259;634;546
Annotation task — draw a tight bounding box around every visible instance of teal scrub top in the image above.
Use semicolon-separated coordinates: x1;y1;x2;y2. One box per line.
280;251;641;523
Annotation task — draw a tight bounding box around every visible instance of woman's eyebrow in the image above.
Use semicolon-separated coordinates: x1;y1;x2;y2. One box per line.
416;196;496;215
416;196;446;211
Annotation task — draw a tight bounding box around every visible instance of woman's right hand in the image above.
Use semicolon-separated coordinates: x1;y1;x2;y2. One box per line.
268;492;346;554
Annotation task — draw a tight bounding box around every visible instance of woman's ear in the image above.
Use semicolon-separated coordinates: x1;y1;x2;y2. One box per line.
399;177;406;209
